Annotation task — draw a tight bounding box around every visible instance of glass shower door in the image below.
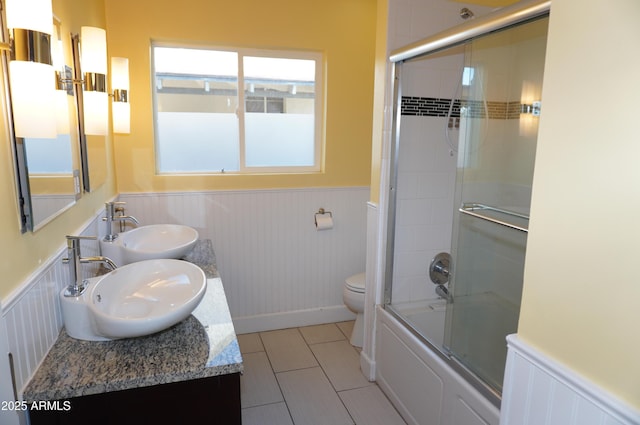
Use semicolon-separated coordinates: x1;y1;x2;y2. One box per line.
444;17;548;393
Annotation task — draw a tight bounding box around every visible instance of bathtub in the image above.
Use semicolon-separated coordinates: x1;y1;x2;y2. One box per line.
389;299;447;348
375;304;500;425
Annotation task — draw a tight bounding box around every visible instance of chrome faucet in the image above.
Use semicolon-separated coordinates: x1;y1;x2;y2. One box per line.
62;235;117;297
102;201;139;242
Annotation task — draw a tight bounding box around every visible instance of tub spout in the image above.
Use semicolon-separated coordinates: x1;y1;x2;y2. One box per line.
436;284;453;303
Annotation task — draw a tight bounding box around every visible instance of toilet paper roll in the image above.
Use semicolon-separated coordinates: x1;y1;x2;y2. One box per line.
315;214;333;230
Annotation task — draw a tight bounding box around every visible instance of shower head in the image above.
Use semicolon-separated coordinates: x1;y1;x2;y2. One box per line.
460;8;474;20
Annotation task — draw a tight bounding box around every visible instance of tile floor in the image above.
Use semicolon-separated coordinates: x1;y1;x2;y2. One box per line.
238;321;407;425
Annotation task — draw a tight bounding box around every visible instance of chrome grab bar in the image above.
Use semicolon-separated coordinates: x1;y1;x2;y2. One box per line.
459;203;529;233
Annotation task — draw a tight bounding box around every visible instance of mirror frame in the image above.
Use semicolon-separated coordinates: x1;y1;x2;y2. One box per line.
71;33;91;192
1;7;33;232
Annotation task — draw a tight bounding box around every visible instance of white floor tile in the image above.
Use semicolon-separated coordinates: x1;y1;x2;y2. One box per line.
300;323;346;345
310;340;374;391
240;323;404;425
339;386;407;425
260;328;318;372
336;321;355;340
277;367;354;425
242;402;294;425
241;351;283;408
238;333;264;354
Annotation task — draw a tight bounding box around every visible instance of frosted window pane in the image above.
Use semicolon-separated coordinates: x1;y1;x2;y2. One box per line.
245;114;314;167
153;46;320;172
157;112;239;172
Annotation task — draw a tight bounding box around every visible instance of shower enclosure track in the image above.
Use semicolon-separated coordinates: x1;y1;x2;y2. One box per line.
389;0;550;62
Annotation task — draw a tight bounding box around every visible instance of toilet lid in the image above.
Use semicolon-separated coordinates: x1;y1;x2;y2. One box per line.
345;272;366;293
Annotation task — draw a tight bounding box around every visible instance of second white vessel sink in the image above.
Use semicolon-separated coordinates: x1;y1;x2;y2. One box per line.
100;224;199;266
121;224;198;263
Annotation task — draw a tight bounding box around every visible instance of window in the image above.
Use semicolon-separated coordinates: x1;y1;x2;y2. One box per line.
152;45;322;173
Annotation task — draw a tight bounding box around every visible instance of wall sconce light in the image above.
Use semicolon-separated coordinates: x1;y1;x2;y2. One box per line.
521;101;541;116
5;0;57;138
111;57;130;134
80;26;108;136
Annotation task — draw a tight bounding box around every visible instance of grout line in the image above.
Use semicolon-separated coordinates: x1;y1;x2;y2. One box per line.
257;332;295;424
303;327;357;425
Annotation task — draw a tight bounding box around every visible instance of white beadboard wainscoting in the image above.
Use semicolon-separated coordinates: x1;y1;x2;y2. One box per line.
501;335;640;425
119;187;369;334
0;311;20;425
0;208;108;425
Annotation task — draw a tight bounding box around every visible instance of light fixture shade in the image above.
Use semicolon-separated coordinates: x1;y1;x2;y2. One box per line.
80;27;107;74
55;90;70;134
6;0;56;138
112;102;130;134
52;22;64;70
111;57;129;91
9;61;57;138
81;27;108;135
6;0;52;34
83;91;108;135
111;57;130;134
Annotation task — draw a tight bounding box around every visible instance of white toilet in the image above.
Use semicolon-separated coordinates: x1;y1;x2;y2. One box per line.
343;272;366;347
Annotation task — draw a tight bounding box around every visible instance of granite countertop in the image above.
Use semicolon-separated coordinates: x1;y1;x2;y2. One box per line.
23;240;243;402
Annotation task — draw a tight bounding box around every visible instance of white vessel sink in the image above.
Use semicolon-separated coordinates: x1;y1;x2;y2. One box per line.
90;259;206;339
120;224;198;264
61;259;206;341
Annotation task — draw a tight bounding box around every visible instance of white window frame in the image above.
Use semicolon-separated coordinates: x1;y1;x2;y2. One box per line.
151;43;324;174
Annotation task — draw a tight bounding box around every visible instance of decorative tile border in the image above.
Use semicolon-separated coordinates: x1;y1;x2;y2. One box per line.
402;96;522;120
401;96;460;118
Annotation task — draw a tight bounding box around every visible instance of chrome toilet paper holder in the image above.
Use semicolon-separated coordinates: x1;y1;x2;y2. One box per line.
315;208;332;226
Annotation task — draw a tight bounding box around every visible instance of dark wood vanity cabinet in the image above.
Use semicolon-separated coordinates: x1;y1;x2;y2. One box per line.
28;372;241;425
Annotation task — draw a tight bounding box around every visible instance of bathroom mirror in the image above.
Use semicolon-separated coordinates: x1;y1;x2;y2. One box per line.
3;14;82;232
22;133;79;230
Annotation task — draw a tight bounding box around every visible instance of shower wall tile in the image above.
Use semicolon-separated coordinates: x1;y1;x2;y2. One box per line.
392;114;457;305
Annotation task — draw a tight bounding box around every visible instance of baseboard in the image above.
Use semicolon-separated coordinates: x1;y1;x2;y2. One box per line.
359;350;376;381
232;305;356;334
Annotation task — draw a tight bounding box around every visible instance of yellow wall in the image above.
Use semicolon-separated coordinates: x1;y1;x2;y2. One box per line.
519;0;640;409
105;0;376;193
0;0;117;300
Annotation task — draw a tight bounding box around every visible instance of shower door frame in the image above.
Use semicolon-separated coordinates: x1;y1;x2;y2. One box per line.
382;0;551;409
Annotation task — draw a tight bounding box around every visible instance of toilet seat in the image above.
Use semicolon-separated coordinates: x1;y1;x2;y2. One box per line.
345;272;365;293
